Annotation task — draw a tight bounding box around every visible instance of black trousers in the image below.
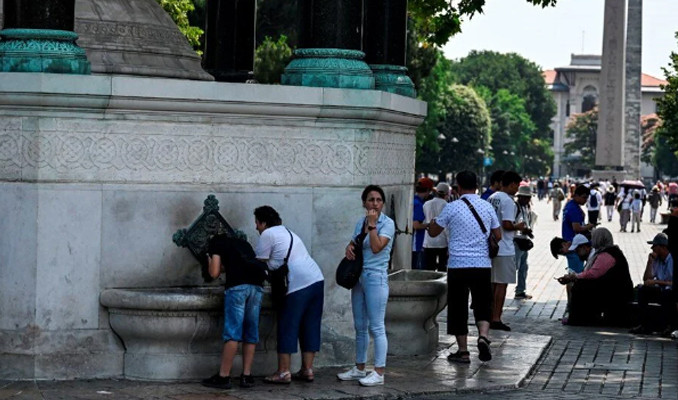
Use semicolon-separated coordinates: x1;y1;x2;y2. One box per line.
447;268;491;336
638;286;676;329
424;247;448;272
588;210;600;224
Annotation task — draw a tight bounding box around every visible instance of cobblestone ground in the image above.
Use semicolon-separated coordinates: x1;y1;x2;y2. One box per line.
431;199;678;400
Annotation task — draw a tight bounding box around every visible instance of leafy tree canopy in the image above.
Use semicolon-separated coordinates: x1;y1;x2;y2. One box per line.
656;32;678;153
563;108;598;176
449;50;556;138
430;84;492;176
409;0;557;46
156;0;204;54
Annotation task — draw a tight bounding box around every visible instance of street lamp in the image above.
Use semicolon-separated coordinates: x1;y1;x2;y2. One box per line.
451;137;459;143
437;133;446;141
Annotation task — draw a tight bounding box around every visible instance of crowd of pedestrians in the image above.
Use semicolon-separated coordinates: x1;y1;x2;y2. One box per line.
198;171;677;391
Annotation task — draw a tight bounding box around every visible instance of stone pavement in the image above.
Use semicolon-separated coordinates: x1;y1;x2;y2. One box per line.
1;200;676;400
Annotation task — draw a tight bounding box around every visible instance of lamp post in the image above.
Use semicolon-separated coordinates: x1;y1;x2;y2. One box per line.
477;148;485;188
437;133;446;182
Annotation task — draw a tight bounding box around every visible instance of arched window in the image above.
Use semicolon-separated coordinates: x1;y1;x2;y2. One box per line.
581;85;598;113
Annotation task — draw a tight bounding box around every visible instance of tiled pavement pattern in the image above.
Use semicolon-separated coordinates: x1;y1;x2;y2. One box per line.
1;200;676;400
431;199;678;400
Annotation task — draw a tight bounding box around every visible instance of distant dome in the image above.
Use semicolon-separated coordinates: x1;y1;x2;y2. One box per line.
73;0;213;80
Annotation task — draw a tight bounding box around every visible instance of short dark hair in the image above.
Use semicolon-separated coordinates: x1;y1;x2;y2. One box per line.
415;184;429;194
501;171;522;187
490;170;505;185
550;237;566;259
254;206;282;227
361;185;385;203
574;185;590;197
456;170;477;190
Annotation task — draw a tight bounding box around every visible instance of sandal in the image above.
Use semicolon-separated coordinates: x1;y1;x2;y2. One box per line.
264;371;291;384
477;336;492;362
292;368;314;382
447;350;471;364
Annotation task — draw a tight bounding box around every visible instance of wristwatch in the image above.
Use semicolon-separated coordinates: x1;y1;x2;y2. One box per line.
368;225;377;231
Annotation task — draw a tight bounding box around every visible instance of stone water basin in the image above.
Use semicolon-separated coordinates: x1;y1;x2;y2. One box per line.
100;286;276;381
386;270;447;356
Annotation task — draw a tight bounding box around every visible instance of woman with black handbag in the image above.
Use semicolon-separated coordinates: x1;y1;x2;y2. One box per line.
253;206;324;384
336;185;395;387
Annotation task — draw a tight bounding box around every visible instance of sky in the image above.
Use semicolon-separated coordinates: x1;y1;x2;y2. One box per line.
441;0;678;79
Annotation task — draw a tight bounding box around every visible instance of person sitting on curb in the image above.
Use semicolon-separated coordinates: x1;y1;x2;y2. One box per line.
556;228;633;326
629;233;674;335
202;231;267;390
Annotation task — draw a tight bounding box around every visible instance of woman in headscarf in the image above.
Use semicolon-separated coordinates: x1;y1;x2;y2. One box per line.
557;227;633;326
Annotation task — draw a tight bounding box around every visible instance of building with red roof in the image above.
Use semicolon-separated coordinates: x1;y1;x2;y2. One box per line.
544;54;666;178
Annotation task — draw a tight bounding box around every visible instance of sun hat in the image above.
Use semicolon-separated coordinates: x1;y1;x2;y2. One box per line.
516;185;532;197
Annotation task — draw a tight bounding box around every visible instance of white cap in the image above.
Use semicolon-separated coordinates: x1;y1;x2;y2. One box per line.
568;234;591;251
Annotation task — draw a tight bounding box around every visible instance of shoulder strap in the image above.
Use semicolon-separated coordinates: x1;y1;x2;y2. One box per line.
284;229;293;263
461;197;487;234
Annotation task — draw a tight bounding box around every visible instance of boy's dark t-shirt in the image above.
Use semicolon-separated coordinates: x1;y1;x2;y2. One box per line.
208;234;266;289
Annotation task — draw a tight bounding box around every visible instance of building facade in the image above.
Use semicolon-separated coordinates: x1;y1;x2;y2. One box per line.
544;54;666;178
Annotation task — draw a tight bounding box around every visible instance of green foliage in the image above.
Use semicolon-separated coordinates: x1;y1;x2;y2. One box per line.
642;114;678;177
449;50;556;137
408;0;557;46
415;51;455;173
480;88;549;175
156;0;204;54
563;108;598;175
254;35;293;84
656;32;678;154
418;84;491;176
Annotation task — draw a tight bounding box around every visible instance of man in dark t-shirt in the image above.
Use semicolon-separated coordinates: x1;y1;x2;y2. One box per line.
202;234;266;390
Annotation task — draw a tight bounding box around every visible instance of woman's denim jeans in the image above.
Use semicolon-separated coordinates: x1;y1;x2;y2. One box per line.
351;270;389;368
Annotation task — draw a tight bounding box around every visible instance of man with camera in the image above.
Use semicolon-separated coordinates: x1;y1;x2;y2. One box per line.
514;186;535;300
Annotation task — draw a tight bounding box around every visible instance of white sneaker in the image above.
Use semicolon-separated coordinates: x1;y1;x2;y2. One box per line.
337;366;367;381
359;371;384;386
671;330;678;339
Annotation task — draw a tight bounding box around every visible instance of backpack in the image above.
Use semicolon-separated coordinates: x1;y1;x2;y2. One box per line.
589;192;598;208
557;189;565;201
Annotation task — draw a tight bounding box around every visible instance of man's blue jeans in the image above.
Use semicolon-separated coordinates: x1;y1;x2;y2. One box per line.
514;248;529;295
351;270;389;368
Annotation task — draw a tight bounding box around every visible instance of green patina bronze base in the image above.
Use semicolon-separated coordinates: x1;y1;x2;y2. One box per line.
0;29;90;74
370;64;416;98
282;48;374;89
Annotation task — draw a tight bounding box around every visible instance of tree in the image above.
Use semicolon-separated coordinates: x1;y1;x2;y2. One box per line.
642;114;678;178
254;36;293;84
408;0;557;46
425;84;491;178
656;32;678;153
449;50;556;139
156;0;204;54
563;108;598;175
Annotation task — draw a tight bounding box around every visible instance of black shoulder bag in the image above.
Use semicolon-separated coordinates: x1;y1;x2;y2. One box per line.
336;219;368;290
268;229;293;311
461;197;499;258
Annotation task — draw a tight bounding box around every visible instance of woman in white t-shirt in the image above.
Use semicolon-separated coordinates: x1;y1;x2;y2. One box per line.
254;206;324;384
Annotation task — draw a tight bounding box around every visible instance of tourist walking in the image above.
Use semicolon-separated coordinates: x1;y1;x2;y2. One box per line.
586;184;603;224
481;170;505;200
547;182;565;221
488;171;527;331
429;170;500;363
631;192;643;233
648;186;663;223
412;181;430;269
423;183;450;272
617;189;633;232
338;185;395;387
604;185;617;222
254;206;325;384
202;232;267;390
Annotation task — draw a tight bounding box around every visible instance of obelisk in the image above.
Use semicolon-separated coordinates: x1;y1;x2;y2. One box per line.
624;0;642;179
595;0;627;171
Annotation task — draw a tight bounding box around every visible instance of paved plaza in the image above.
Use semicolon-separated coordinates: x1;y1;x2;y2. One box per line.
1;200;676;400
